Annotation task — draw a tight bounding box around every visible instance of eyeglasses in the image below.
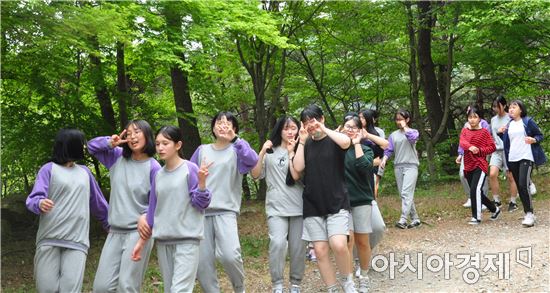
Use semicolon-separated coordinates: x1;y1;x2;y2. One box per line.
344;125;359;131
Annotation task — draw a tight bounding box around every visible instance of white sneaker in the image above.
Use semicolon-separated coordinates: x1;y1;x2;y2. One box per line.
529;181;537;195
355;263;361;278
522;212;535;227
358;275;370;293
463;198;471;208
342;280;357;293
290;284;301;293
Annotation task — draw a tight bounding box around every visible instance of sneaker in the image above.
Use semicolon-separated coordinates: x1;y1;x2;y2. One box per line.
522;212;535;227
463;198;471;208
290;284;301;293
342;280;357;293
358;275;370;293
493;200;502;207
508;202;518;212
354;262;361;278
272;284;283;293
490;207;501;220
407;220;421;229
468;218;481;225
529;181;537;195
395;221;407;229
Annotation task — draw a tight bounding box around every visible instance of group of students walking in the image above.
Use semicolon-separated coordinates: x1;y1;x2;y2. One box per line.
26;97;544;293
457;97;546;226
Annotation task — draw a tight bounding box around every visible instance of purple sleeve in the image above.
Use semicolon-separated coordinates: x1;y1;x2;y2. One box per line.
481;119;490;132
146;159;162;214
384;135;394;158
26;163;53;215
146;175;157;228
190;145;203;166
457;122;467;155
186;161;212;211
405;129;419;143
83;166;110;231
233;138;259;174
87;136;123;169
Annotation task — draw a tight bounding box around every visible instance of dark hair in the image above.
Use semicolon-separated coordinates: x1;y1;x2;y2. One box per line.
466;105;482;118
122;120;156;159
359;109;380;137
395;109;412;125
343;113;362;130
268;116;301;186
493;95;509;112
51;129;86;165
270;116;300;148
211;111;240;138
300;104;323;123
509;100;527;117
157;126;184;159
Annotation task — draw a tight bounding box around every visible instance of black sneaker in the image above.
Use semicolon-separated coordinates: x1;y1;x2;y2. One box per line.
508;202;518;212
395;222;407;229
490;207;501;220
407;220;421;229
493;200;502;207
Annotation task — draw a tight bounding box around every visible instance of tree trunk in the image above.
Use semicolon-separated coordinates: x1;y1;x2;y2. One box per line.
405;1;436;176
116;41;129;129
417;1;445;140
163;6;202;159
89;36;116;132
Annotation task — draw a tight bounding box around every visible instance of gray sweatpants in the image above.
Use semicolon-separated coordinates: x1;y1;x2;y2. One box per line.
157;242;200;293
395;164;420;223
460;157;488;197
197;213;245;293
267;215;305;287
93;230;154;293
34;245;87;293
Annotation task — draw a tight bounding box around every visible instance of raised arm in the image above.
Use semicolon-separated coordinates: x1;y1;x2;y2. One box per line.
233;138;259;174
250;140;272;180
186;161;212;211
87;136;123;169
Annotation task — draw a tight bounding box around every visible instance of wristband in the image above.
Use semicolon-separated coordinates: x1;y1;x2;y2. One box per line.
231;136;238;143
299;141;305;146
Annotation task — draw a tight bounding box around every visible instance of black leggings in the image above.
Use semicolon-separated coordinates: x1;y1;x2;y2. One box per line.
508;160;534;213
465;168;497;220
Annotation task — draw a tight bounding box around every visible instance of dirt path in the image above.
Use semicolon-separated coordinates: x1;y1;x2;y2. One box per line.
297;202;550;292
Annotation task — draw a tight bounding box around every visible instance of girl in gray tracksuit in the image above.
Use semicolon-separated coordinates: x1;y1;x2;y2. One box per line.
190;112;259;293
251;116;305;293
381;109;421;229
88;120;161;293
26;129;109;293
132;126;212;292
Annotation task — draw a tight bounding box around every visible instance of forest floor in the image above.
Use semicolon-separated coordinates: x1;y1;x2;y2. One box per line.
2;173;549;292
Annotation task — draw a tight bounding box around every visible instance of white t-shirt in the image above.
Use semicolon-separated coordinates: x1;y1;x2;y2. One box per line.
508;120;534;162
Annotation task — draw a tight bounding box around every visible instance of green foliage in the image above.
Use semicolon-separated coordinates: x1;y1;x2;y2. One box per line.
2;0;549;197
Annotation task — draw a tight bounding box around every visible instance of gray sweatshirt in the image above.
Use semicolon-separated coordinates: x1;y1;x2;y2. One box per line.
26;162;109;252
88;136;161;231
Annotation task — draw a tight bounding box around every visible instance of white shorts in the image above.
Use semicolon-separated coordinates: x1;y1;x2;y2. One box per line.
302;209;350;242
349;205;373;234
489;150;508;171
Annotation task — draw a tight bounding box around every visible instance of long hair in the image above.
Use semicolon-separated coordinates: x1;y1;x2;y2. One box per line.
156;126;184;159
269;116;301;186
121;120;156;159
51;129;86;165
359;109;380;137
493;95;509;113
